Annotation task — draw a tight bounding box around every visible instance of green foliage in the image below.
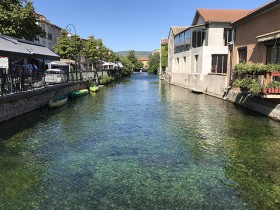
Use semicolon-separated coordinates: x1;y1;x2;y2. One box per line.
235;63;280;74
53;30;81;60
136;60;144;69
0;0;45;41
79;36;99;61
248;79;262;94
120;57;133;76
161;44;168;69
233;78;262;94
127;50;139;70
99;75;112;84
148;52;160;74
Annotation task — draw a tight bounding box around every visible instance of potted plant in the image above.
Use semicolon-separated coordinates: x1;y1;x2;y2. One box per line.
277;82;280;93
261;84;267;94
240;78;251;92
267;83;274;94
248;79;261;95
272;81;279;93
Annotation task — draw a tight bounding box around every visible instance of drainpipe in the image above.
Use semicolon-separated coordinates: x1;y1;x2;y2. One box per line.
229;29;235;87
223;29;235;99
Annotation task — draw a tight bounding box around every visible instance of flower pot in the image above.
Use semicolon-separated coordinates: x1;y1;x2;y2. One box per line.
261;88;267;94
270;71;280;76
275;88;279;94
268;88;272;93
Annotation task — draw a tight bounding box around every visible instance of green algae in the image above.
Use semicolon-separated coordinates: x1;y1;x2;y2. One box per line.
0;73;280;209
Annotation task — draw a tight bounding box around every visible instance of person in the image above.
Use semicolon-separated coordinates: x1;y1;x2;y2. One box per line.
27;63;33;76
32;62;38;73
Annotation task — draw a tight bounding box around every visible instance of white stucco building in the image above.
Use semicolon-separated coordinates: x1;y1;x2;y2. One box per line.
36;13;62;50
167;27;188;74
169;9;250;98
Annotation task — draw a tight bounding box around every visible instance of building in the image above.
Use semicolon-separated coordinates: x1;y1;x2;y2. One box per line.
231;0;280;67
170;9;250;97
138;57;149;69
167;27;188;74
36;13;62;50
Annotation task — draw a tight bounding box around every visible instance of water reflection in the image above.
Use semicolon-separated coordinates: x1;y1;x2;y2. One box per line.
0;73;279;209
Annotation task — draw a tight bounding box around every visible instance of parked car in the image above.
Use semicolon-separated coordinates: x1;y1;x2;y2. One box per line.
44;69;67;84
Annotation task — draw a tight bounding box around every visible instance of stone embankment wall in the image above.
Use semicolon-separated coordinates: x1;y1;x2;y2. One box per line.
226;90;280;121
0;82;86;123
162;78;280;121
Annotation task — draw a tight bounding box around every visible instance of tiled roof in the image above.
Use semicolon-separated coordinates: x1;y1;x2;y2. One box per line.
192;9;251;25
138;57;149;61
171;26;189;35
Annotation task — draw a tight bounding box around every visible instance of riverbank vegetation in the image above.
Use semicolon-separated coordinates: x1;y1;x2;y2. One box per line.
233;63;280;94
148;52;160;74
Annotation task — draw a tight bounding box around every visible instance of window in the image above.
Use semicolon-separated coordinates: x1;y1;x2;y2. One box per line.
174;28;207;53
267;45;280;64
224;29;233;46
211;54;227;74
192;29;207;48
238;47;247;63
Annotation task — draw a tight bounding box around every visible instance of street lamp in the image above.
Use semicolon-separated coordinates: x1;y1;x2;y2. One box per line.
66;24;78;81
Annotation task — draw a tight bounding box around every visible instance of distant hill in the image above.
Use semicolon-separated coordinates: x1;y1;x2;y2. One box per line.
116;51;152;58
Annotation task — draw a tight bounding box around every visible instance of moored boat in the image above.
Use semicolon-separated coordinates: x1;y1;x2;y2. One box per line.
89;85;100;92
71;89;89;97
48;95;68;108
191;88;204;94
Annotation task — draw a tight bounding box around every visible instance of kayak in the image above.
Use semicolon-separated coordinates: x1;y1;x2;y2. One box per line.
71;89;89;97
48;95;68;108
89;85;99;92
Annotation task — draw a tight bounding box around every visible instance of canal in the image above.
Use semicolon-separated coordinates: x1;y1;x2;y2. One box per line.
0;73;280;209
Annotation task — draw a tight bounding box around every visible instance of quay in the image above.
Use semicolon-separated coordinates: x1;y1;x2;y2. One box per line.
0;81;86;123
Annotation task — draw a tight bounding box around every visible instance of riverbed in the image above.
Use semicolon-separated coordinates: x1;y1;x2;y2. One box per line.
0;73;279;209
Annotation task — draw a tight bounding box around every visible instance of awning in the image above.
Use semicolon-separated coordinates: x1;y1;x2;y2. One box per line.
47;60;68;66
0;35;33;57
256;30;280;42
60;58;75;64
0;35;60;60
21;42;60;60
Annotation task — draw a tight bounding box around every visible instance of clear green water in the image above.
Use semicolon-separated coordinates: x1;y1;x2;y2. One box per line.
0;73;280;209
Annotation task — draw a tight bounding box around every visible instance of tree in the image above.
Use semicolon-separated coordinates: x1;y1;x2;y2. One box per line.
148;52;160;74
80;36;99;61
53;30;82;60
127;50;139;70
161;43;168;70
0;0;45;41
120;57;133;76
135;60;144;69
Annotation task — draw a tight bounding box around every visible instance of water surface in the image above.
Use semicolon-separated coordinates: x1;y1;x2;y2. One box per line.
0;73;280;209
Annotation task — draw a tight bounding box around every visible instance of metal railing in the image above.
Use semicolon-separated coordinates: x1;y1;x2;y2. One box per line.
0;71;97;96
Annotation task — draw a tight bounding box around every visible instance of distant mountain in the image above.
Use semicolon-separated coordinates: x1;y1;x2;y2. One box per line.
116;51;152;58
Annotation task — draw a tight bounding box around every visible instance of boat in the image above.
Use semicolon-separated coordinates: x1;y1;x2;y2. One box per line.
71;89;89;97
191;88;204;94
89;85;100;92
48;95;68;108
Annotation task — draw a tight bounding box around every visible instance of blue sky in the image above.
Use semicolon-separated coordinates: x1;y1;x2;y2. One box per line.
32;0;270;52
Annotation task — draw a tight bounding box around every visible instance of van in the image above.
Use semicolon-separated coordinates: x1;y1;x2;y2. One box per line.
44;69;67;84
